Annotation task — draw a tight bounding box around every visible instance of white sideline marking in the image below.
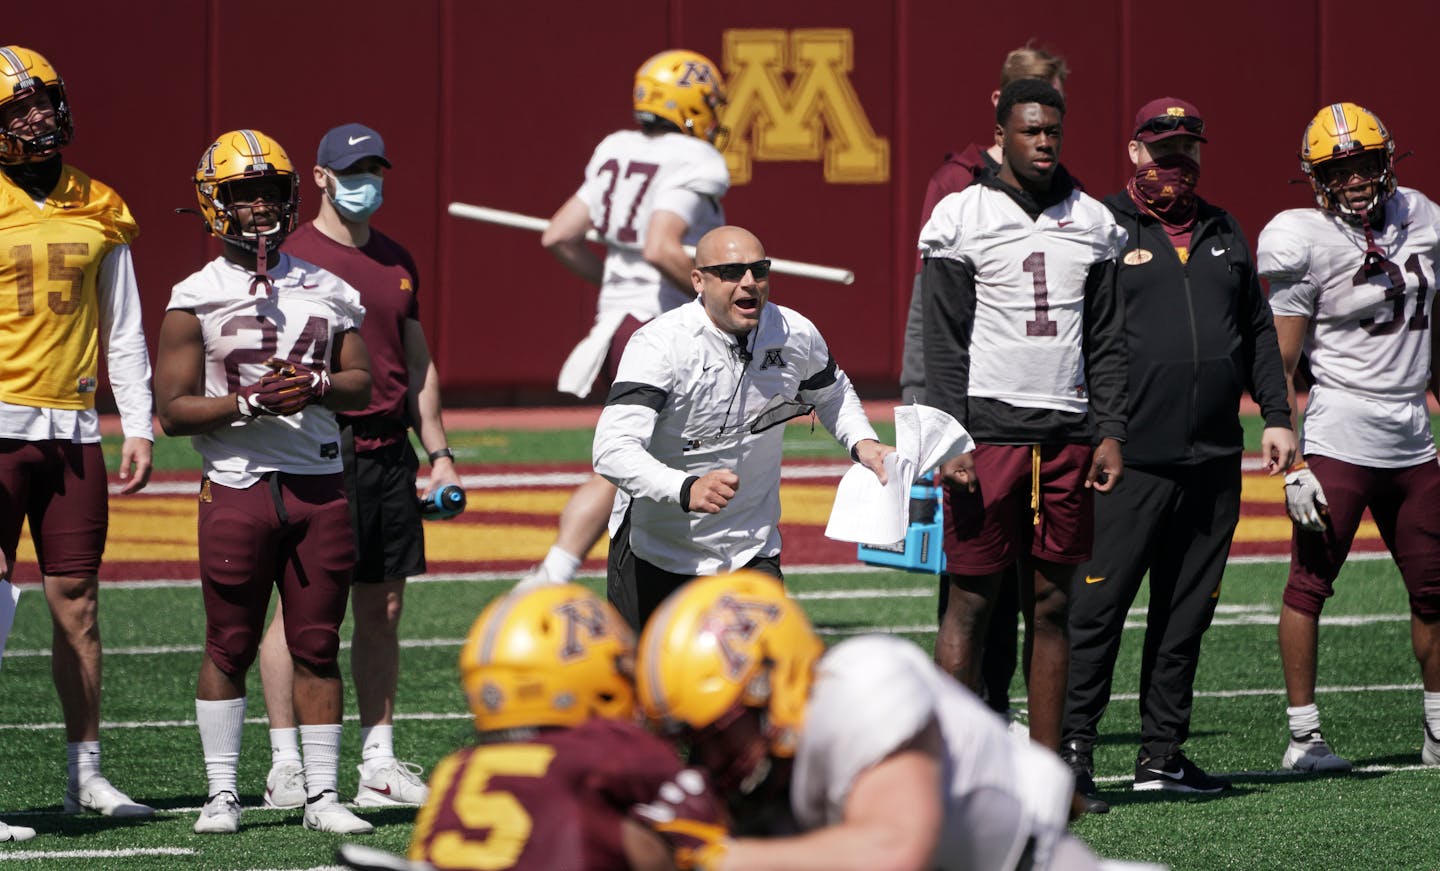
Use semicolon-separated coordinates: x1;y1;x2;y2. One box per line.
0;847;196;860
0;681;1421;734
131;464;856;497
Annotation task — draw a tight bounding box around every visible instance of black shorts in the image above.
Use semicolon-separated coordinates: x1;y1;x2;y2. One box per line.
343;430;426;582
606;506;782;632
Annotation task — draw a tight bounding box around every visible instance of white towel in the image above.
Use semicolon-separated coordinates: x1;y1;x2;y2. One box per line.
556;311;629;399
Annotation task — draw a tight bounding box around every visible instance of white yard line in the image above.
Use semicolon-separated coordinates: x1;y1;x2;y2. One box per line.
0;847;197;860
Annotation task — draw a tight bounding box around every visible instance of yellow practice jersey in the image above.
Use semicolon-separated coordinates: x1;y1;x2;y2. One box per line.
0;165;138;410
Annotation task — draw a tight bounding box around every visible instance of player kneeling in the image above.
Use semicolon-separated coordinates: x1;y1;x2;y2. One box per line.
633;571;1166;871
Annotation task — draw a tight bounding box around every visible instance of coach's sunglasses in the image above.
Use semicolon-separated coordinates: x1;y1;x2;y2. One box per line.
1139;114;1205;137
698;259;772;281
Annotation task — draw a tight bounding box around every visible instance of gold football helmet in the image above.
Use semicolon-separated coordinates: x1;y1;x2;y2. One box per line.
460;584;636;732
1300;102;1396;218
193;129;300;252
0;45;73;164
637;571;823;759
634;49;727;144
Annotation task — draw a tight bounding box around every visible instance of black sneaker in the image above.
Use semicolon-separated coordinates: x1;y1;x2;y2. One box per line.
1060;740;1109;814
1133;750;1231;794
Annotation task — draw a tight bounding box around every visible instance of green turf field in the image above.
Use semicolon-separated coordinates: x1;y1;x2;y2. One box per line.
8;421;1426;869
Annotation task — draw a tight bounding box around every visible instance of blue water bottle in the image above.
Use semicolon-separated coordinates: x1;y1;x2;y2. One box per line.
418;484;467;520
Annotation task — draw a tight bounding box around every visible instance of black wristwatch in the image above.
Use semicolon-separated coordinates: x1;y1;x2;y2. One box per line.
427;448;455;464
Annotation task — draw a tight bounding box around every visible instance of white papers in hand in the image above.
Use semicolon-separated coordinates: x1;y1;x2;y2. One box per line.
824;451;914;545
823;404;973;546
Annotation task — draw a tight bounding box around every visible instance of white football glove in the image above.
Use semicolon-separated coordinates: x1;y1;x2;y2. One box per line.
1284;465;1328;533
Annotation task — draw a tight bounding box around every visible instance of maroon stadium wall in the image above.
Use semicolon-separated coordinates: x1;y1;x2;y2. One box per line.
9;1;1439;402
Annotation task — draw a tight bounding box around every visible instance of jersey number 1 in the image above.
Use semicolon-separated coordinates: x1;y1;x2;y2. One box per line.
1023;252;1058;337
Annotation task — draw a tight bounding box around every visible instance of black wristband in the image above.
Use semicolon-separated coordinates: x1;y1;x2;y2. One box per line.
679;475;700;511
428;448;454;464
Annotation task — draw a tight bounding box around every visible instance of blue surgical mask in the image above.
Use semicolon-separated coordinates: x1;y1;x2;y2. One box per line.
327;170;384;221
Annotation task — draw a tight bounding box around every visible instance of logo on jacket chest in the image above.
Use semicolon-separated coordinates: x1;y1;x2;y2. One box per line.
759;349;785;369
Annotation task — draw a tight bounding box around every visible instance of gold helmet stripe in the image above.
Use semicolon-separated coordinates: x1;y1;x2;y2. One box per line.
238;129;268;171
0;47;34;90
1328;103;1353;149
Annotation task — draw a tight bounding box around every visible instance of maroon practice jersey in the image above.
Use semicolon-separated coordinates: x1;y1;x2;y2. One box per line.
284;222;420;450
409;717;689;870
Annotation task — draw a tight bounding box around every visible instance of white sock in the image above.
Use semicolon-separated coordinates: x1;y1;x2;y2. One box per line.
269;727;302;766
539;546;582;582
67;740;101;789
196;698;247;797
360;725;395;771
1424;691;1440;736
300;724;343;797
1287;703;1323;739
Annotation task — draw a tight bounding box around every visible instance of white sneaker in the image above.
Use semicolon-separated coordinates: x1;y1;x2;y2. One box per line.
264;760;307;809
1423;723;1440;766
193;791;241;835
304;790;374;834
0;821;36;843
355;760;429;806
1281;731;1352;773
63;774;154;817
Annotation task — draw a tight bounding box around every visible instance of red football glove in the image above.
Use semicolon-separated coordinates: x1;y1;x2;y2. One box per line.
235;367;312;417
236;357;331;418
631;769;731;871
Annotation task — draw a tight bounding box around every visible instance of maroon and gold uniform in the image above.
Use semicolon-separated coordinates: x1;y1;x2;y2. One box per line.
412;715;690;869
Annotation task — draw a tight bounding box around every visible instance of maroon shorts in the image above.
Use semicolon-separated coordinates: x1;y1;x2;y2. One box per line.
1286;454;1440;620
198;472;355;674
943;442;1095;574
0;439;107;577
602;315;648;388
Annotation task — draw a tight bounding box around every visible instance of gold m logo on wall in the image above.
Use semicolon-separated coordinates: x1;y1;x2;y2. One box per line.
722;28;889;185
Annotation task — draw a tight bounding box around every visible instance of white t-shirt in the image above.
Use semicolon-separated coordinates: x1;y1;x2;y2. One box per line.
1260;188;1440;466
919;183;1125;414
166;254;366;487
592;299;877;575
575;129;728;318
793;635;1086;871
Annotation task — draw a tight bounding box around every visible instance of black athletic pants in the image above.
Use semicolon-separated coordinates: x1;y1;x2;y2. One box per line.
1062;454;1241;761
606;506;783;633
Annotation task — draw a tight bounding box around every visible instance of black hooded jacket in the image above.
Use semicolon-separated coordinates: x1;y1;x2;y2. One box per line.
1103;191;1291;465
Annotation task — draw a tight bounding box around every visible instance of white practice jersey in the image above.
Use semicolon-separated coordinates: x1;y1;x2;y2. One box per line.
576;129;728;318
920;184;1125;413
793;635;1084;871
593;299;877;575
166;254;366;487
1259;188;1440;466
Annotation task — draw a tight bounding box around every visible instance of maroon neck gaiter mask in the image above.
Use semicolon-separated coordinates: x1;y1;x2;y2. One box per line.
1128;153;1200;228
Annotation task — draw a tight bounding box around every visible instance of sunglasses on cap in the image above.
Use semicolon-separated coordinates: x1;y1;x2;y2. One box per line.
698;259;771;281
1140;114;1205;137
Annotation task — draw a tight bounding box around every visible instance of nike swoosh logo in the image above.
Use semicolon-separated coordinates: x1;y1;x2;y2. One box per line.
1210;246;1226;256
347;135;372;145
1057;220;1074;228
1085;575;1105;584
1145;767;1186;781
367;784;393;795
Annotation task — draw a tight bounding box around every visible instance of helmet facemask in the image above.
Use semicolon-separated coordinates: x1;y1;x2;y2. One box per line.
1313;149;1392;223
0;45;73;165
